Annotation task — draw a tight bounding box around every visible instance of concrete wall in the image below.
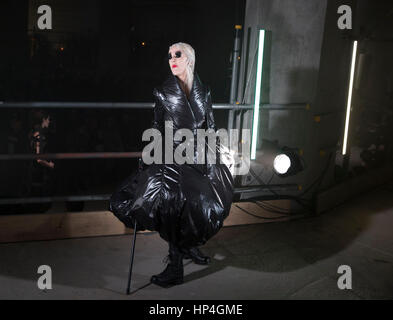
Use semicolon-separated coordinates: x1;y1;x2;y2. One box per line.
238;0;327;105
343;0;393;170
311;0;356;192
237;0;328;203
236;0;359;205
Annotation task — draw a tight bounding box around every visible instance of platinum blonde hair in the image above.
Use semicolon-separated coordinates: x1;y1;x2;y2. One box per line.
169;42;195;94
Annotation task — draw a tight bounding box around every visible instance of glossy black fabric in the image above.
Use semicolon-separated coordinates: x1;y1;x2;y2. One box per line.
109;72;234;248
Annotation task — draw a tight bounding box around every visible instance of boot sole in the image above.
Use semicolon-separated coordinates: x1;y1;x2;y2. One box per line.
150;278;184;288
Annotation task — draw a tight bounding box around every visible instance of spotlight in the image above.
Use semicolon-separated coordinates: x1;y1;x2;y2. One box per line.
273;147;304;177
273;154;291;175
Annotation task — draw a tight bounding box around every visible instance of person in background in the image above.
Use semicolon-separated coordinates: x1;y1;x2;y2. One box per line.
27;111;55;212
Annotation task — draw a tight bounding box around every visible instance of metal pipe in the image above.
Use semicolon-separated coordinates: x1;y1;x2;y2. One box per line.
0;101;308;110
0;101;155;109
0;194;111;205
230;26;242;104
0;152;141;160
227;25;243;132
214;103;252;110
0;101;253;110
0;185;299;205
234;184;299;194
261;104;308;110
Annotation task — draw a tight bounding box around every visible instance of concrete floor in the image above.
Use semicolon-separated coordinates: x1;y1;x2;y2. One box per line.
1;183;393;300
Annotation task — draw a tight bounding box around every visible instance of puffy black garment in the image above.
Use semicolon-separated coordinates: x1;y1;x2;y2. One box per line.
109;72;234;248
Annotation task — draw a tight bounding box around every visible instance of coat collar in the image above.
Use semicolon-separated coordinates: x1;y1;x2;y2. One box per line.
163;71;205;99
161;72;207;124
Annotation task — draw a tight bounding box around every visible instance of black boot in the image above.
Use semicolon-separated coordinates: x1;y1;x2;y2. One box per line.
181;246;211;265
150;243;184;288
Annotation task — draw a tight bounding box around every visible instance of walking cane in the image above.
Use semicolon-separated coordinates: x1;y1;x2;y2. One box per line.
126;219;138;295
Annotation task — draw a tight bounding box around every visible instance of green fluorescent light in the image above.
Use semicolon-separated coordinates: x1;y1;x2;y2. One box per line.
251;29;265;160
342;40;358;155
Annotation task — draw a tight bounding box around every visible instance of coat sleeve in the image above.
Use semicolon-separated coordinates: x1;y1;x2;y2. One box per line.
205;86;217;131
149;87;166;165
204;86;222;166
152;88;165;135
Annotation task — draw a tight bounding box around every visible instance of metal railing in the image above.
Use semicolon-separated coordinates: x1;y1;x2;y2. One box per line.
0;101;306;206
0;101;253;110
0;101;307;110
0;185;299;205
0;152;141;161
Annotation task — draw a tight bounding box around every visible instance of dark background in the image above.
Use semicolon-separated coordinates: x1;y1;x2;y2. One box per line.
0;0;246;203
0;0;245;102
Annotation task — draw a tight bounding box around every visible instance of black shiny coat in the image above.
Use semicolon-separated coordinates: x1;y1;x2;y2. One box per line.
109;72;234;247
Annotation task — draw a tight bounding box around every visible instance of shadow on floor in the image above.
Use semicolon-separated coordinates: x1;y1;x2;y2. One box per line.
0;184;392;292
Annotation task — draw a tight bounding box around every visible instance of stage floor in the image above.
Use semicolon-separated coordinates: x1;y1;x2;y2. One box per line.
1;183;392;300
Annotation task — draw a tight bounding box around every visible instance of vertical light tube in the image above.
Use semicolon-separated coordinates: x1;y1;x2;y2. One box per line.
251;29;265;160
342;40;358;155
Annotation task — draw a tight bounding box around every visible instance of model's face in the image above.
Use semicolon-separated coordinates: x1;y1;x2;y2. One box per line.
168;46;187;77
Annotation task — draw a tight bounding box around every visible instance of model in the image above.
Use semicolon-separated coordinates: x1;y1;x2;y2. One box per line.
109;42;234;288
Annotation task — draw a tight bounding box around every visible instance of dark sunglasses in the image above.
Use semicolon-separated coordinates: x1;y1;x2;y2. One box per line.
168;51;182;60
